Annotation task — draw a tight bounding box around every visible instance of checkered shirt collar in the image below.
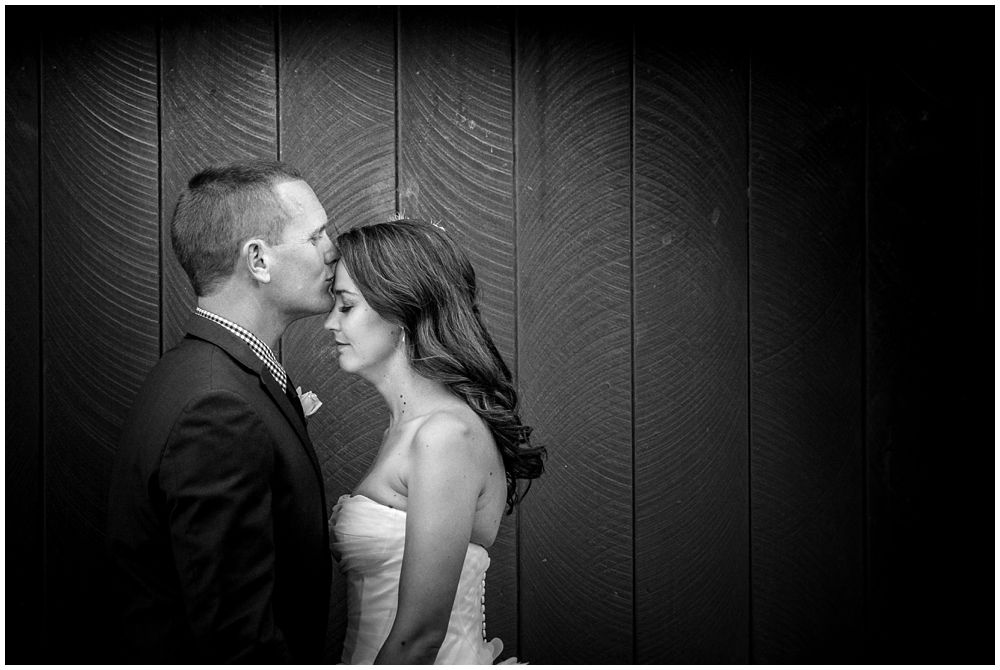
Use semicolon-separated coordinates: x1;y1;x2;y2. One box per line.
195;307;287;392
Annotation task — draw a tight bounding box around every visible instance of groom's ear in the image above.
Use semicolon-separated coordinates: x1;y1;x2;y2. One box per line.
244;238;272;284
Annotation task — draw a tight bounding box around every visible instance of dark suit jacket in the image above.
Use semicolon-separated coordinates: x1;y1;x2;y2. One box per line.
107;315;331;663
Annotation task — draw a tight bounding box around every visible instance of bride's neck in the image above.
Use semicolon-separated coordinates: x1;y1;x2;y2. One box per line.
375;367;454;425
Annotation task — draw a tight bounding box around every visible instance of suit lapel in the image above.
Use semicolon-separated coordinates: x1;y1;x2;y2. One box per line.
184;315;325;486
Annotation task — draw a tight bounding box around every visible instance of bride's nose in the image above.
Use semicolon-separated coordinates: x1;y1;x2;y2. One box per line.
323;309;339;332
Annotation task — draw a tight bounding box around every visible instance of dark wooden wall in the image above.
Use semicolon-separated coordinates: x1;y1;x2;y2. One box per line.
5;7;992;664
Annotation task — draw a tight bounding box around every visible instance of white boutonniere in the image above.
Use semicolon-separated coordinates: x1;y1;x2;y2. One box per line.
296;387;323;417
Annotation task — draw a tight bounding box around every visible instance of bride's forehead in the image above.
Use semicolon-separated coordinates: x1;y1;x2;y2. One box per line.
333;261;356;286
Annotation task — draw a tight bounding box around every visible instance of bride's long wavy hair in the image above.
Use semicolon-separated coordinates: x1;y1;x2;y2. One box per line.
336;219;545;512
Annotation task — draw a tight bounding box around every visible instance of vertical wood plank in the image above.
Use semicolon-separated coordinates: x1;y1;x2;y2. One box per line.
749;31;865;662
633;26;749;663
516;13;632;663
397;8;517;363
397;6;520;653
866;15;993;662
278;6;396;661
41;14;159;659
5;16;43;660
160;7;278;349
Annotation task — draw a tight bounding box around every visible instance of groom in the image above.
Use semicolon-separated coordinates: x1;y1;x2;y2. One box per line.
107;160;336;663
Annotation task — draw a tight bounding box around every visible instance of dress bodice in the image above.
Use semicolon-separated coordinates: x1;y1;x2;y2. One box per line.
330;493;498;664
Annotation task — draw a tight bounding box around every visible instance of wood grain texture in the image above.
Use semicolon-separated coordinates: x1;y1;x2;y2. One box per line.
41;18;160;659
398;6;521;654
633;29;749;663
278;6;396;661
516;14;632;663
865;16;993;662
5;21;43;660
398;8;517;363
749;34;865;662
160;7;278;350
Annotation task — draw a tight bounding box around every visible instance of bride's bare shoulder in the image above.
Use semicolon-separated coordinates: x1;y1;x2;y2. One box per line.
410;405;492;456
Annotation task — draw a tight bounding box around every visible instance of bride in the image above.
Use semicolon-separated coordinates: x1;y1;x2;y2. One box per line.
325;219;545;664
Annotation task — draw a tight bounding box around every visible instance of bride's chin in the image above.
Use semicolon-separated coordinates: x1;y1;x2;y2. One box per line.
334;355;357;374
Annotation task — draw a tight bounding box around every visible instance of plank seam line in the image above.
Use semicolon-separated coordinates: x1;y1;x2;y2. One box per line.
861;51;871;648
275;7;282;164
156;18;164;357
745;45;755;665
38;25;49;626
629;21;637;666
274;7;283;365
510;7;522;658
394;8;401;216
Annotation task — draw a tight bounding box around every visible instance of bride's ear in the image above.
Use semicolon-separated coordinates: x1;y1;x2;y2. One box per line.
244;239;272;284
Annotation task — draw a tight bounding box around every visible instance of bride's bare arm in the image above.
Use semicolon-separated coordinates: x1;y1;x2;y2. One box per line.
375;413;483;664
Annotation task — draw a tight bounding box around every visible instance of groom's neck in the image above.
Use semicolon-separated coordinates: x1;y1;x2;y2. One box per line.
198;290;285;352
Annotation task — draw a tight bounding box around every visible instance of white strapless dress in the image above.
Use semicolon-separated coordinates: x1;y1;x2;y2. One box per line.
330;493;503;664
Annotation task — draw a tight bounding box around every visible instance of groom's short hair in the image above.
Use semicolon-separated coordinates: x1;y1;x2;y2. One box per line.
170;159;304;296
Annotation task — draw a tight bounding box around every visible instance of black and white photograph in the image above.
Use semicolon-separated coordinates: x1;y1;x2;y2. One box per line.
4;3;994;665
